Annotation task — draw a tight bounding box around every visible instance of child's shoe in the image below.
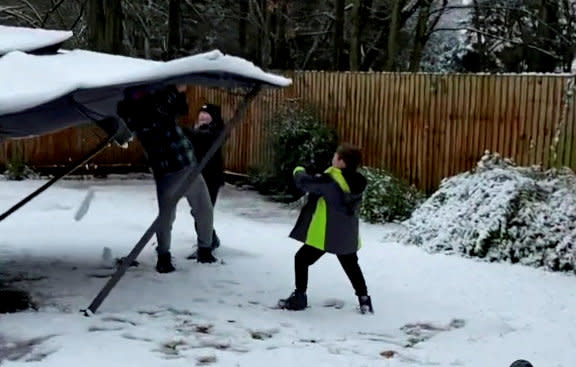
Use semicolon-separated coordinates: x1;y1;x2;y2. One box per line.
358;295;374;314
278;291;307;311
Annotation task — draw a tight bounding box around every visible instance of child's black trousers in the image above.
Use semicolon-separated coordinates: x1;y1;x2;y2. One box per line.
294;245;368;297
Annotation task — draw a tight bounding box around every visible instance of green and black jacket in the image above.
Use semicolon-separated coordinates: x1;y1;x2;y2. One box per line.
289;166;367;255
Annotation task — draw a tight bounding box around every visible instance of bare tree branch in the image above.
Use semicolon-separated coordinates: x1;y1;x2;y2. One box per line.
2;7;38;26
183;0;208;24
301;18;333;69
19;0;43;25
53;0;70;29
70;0;87;30
426;0;448;37
401;0;419;14
429;4;573;45
248;0;265;28
433;27;562;60
296;30;332;37
295;11;337;21
125;1;153;39
401;0;421;18
41;0;67;27
0;5;25;13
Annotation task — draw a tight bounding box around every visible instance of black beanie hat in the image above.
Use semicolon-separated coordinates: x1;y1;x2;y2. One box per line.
510;360;533;367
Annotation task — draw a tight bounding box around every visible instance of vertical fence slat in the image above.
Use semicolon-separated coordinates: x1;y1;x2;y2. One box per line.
366;73;375;162
352;72;361;145
477;76;488;159
541;78;554;167
405;74;414;184
516;76;527;165
504;76;515;159
463;74;474;171
527;77;538;165
562;77;574;167
372;73;383;169
450;75;459;177
399;74;410;183
390;73;400;177
442;75;452;180
383;73;390;173
568;78;576;167
469;75;478;162
548;77;562;167
437;75;449;186
535;77;546;166
550;77;564;167
499;75;507;157
490;75;499;155
455;74;465;175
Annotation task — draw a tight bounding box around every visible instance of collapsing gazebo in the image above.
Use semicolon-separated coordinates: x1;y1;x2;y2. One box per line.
0;25;292;314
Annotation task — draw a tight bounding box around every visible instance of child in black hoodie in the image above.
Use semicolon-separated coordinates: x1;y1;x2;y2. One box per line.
183;104;225;258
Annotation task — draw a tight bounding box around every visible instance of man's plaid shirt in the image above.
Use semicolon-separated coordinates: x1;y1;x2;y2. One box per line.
125;86;196;177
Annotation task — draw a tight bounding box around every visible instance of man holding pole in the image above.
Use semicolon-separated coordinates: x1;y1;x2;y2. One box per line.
117;84;217;272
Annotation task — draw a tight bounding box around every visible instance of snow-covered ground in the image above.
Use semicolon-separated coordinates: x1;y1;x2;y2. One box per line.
1;178;575;367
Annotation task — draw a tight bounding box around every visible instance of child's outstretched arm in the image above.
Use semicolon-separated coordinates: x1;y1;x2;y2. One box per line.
293;167;333;196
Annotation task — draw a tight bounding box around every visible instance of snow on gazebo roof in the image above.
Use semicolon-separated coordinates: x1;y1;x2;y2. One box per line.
0;49;291;117
0;26;291;139
0;25;73;55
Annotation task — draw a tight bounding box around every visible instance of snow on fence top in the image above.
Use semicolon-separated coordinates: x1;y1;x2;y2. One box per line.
0;49;292;117
0;25;72;55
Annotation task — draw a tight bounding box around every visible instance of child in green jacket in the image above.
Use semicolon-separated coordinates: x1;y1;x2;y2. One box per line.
278;144;373;314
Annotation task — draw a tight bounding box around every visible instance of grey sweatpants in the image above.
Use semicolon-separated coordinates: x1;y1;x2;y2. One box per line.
155;166;214;255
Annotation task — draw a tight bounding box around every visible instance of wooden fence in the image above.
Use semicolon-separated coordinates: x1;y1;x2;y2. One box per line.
2;72;575;193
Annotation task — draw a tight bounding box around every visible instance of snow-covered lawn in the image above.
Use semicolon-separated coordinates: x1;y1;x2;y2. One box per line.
1;178;575;367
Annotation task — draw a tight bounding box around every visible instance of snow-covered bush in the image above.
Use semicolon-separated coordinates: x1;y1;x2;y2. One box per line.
2;143;38;181
249;102;338;201
3;158;37;181
0;287;35;313
392;152;576;272
359;167;424;223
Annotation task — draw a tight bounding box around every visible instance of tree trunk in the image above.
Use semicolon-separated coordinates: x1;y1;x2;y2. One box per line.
144;37;150;59
87;0;124;55
334;0;345;70
239;0;249;56
269;4;278;67
385;0;401;71
530;0;558;72
271;2;290;69
168;0;182;59
350;0;361;70
257;0;272;68
409;1;431;72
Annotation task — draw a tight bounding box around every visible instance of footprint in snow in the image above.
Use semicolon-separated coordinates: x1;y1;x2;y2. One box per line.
401;318;466;347
164;306;197;316
121;333;154;343
101;316;138;326
88;326;124;332
322;298;345;309
250;328;279;340
0;335;57;363
155;339;188;358
196;355;217;365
